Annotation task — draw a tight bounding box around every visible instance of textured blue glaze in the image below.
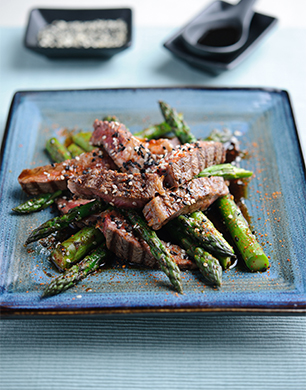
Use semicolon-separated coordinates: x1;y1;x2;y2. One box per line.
0;87;305;314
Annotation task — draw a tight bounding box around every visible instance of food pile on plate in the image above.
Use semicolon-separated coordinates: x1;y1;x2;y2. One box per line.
14;101;269;297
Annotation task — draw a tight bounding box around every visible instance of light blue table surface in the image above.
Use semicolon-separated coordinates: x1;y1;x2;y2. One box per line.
1;25;306;390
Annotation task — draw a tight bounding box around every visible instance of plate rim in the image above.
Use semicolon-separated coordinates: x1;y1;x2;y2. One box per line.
1;86;306;318
1;306;306;319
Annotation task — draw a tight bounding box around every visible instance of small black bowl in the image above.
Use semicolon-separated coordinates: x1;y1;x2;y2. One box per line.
24;8;132;58
163;1;277;74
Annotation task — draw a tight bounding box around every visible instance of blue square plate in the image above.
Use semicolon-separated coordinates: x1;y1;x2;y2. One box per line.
1;87;305;317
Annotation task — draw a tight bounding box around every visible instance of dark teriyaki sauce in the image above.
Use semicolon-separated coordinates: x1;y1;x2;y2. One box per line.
197;26;240;47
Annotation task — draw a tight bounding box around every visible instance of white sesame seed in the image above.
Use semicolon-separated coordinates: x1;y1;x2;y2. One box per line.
37;19;128;49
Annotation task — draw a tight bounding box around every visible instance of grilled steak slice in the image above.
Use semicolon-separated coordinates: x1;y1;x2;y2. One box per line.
56;197;94;214
68;169;165;208
143;176;229;230
97;209;155;267
96;209;195;269
91;120;158;172
141;137;181;155
155;141;226;188
18;149;115;195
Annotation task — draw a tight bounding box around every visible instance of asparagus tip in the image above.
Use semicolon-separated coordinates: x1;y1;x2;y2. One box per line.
41;287;54;298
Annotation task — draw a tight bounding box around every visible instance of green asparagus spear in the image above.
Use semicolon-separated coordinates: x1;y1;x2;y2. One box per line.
216;255;233;270
204;128;233;143
158;105;235;262
195;163;253;180
159;101;197;144
174;215;233;269
50;226;105;271
42;243;109;297
188;246;222;286
38;226;78;251
12;190;62;214
67;143;85;157
134;122;172;139
46;137;71;163
121;209;183;293
103;115;120;122
177;211;235;259
72;132;94;152
171;225;222;286
25;199;106;245
217;195;269;272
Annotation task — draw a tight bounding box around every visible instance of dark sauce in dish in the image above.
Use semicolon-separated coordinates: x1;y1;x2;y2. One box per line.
197;26;241;47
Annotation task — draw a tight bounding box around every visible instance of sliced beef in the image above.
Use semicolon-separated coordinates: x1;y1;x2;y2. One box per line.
155;141;226;188
143;176;229;230
18;149;115;195
56;197;94;214
68;169;165;208
96;209;195;269
91;120;158;172
141;137;181;155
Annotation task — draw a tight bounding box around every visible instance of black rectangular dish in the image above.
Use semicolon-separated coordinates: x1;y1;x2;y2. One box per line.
24;8;132;58
163;1;277;73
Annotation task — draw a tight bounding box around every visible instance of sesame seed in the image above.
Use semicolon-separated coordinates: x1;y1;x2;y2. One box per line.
37;19;128;49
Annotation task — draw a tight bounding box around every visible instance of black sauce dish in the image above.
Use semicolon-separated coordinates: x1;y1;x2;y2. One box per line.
163;1;278;74
24;8;132;58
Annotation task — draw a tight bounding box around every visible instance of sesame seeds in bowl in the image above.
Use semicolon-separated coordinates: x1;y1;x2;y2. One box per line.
24;8;132;58
37;19;128;49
